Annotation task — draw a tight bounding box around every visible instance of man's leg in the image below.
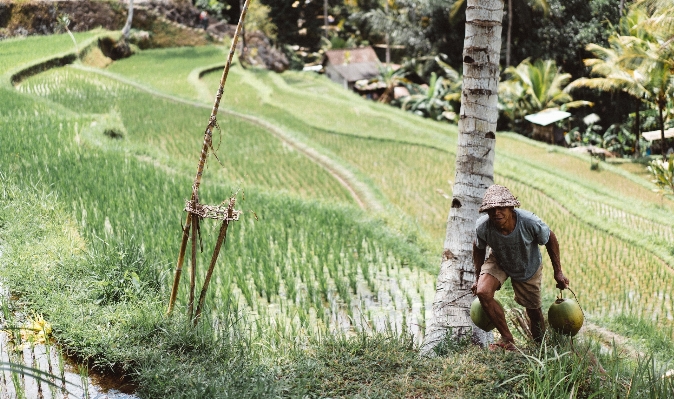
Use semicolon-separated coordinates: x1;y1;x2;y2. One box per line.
526;308;545;343
476;273;514;344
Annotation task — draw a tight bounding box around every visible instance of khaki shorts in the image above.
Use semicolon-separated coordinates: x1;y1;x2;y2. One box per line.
480;253;543;309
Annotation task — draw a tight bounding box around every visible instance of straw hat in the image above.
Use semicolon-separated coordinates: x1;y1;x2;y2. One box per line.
479;185;521;212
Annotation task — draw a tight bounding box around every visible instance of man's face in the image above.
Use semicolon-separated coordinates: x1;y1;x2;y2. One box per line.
486;206;514;229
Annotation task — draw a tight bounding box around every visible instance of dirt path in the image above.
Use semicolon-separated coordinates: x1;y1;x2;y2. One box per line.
582;322;644;358
72;64;382;212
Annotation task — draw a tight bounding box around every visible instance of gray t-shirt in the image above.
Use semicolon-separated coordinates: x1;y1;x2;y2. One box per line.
475;208;551;282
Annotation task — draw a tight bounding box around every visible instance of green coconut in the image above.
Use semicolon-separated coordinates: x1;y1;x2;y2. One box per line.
548;297;584;336
470;297;503;332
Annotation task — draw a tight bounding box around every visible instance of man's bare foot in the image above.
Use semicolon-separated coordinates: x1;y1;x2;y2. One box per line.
488;340;518;352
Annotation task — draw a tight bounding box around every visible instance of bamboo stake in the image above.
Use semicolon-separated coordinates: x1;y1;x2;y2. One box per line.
167;216;191;314
193;199;235;325
188;215;198;320
166;0;252;315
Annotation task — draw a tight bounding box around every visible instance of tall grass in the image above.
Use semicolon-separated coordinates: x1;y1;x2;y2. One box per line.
513;334;674;399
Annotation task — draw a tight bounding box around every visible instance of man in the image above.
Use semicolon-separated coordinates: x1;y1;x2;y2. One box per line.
470;184;569;350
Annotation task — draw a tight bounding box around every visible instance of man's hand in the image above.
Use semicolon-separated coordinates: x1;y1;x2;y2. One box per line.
472;241;486;296
471;276;479;295
554;271;569;290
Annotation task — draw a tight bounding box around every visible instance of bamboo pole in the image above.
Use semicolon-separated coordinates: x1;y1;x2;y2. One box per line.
166;0;252;315
188;215;198;320
193;199;235;325
167;216;191;314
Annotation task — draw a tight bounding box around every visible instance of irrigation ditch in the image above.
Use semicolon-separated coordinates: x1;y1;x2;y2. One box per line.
0;283;138;398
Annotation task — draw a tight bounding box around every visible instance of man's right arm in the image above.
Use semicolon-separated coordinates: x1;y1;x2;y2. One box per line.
471;241;487;295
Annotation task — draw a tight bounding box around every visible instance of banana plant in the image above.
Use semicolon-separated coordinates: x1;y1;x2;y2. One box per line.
648;155;674;195
399;72;457;122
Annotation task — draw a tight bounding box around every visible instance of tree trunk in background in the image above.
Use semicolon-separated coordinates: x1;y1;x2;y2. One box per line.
635;97;640;157
385;0;390;64
240;0;247;55
421;0;503;355
506;0;512;66
659;101;665;156
122;0;133;40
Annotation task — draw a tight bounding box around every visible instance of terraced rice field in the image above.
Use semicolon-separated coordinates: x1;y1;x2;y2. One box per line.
2;37;674;346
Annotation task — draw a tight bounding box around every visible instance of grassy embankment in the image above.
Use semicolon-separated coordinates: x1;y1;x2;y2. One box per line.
0;34;673;397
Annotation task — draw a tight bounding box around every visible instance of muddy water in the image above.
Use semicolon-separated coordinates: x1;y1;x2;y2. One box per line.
0;331;138;399
0;279;138;398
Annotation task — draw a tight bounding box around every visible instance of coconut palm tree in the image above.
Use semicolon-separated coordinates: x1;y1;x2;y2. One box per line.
421;0;504;354
450;0;549;67
609;2;674;155
635;0;674;37
566;4;674;156
567;8;651;155
620;37;674;155
569;40;647;155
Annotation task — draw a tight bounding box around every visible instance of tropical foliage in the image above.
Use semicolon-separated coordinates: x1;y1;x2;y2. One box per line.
391;56;462;122
648;155;674;195
568;2;674;155
498;58;591;132
566;117;637;157
397;72;456;122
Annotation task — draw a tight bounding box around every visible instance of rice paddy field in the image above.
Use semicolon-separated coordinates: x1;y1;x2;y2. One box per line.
1;31;674;397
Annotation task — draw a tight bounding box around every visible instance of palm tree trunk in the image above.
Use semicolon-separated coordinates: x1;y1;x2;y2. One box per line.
385;0;390;64
421;0;503;355
659;100;665;156
506;0;512;66
122;0;133;40
634;97;640;157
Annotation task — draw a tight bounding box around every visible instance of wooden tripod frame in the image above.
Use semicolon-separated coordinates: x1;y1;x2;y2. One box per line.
166;0;251;318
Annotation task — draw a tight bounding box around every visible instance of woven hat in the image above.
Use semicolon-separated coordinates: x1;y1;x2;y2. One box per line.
479;185;520;212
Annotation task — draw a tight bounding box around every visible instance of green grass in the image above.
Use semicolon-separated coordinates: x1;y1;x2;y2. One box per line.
15;67;354;203
2;35;674;398
1;71;436;347
106;46;229;101
0;175;278;397
0;31;101;76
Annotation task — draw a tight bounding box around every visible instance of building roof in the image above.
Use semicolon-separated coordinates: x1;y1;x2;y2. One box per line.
324;46;380;66
524;109;572;126
329;63;380;83
642;128;674;141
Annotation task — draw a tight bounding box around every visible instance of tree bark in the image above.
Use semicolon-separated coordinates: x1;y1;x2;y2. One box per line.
122;0;133;40
659;100;665;156
506;0;512;66
421;0;503;355
385;0;390;64
635;97;640;157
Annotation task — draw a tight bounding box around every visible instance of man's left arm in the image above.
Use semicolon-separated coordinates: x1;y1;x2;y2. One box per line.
545;230;569;289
